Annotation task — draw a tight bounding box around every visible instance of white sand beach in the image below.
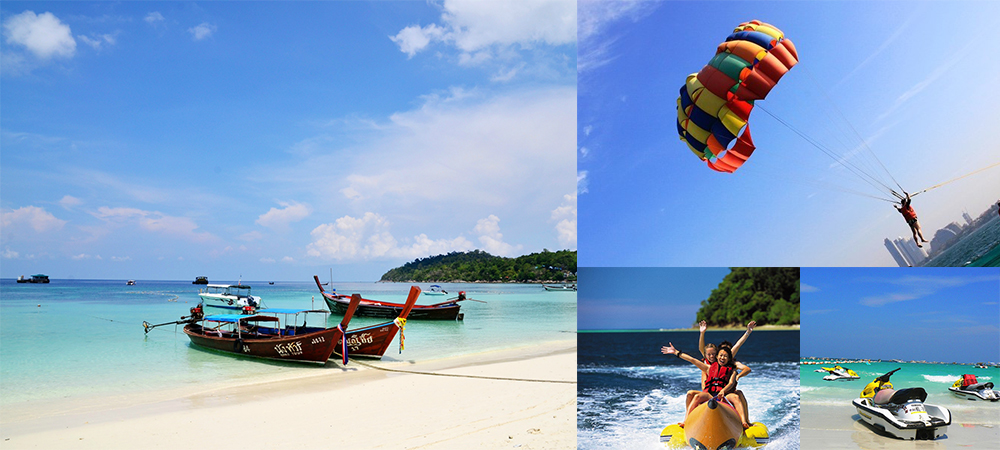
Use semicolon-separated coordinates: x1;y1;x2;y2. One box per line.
1;340;576;449
800;403;999;449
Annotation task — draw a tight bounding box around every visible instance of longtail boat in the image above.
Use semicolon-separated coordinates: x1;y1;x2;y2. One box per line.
313;275;468;320
263;286;421;359
182;294;362;364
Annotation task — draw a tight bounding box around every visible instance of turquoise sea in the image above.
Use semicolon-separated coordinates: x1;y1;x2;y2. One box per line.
800;361;1000;424
0;279;576;413
925;215;1000;267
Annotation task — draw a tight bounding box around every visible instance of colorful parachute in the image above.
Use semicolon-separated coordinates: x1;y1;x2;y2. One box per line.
676;20;798;173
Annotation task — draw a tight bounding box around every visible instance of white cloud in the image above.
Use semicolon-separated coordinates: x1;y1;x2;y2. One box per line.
474;215;521;256
260;257;276;263
239;231;264;241
578;0;659;74
801;283;819;293
145;12;164;24
110;256;129;262
551;193;576;249
2;11;76;59
3;248;20;259
1;206;66;232
577;170;589;194
306;213;528;261
59;195;82;209
188;22;216;41
391;0;575;70
331;87;575;210
390;23;445;58
93;206;214;242
281;256;295;263
77;33;116;50
256;201;311;232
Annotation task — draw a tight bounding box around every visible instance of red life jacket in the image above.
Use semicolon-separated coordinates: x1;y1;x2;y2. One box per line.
704;362;736;395
962;374;978;388
899;205;917;221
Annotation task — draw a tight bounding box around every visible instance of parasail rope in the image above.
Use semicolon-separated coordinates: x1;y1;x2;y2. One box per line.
910;161;1000;197
802;68;907;197
757;104;902;200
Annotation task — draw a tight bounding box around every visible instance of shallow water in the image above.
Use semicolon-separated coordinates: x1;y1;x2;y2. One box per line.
0;279;576;409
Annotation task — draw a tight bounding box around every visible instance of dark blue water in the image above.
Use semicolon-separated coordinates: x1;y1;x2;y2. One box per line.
578;330;800;449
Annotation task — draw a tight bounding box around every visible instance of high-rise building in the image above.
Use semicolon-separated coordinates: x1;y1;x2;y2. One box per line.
884;238;909;267
898;237;928;265
962;211;973;225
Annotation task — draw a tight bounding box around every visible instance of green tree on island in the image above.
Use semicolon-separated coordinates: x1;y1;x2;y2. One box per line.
695;267;799;326
380;249;577;283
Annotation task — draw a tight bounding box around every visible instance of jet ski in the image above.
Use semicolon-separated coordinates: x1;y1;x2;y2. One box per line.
818;365;860;381
660;398;768;449
949;374;999;401
852;368;951;440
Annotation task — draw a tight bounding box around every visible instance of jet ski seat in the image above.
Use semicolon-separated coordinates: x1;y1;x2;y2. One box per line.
965;382;994;391
889;387;927;404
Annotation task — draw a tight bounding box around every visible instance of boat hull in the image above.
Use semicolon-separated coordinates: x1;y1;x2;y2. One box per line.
852;397;950;440
948;386;1000;401
324;295;461;320
659;399;768;449
183;324;344;364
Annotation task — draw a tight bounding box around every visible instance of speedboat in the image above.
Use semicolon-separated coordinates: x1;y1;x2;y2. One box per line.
660;398;768;449
423;284;447;295
819;365;859;381
852;368;951;440
949;374;999;401
198;283;263;313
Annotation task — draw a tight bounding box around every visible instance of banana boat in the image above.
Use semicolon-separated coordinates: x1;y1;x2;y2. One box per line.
660;398;768;449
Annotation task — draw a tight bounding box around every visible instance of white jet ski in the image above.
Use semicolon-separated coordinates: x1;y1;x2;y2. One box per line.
852;368;951;440
817;365;860;381
949;374;999;401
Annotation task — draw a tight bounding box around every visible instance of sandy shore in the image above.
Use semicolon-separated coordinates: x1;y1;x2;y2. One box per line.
801;403;999;449
1;340;576;449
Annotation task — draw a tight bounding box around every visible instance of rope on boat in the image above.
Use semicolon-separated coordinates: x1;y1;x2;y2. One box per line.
350;360;576;384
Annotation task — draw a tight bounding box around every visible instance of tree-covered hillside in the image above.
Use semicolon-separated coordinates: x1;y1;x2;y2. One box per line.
695;267;800;326
380;250;577;283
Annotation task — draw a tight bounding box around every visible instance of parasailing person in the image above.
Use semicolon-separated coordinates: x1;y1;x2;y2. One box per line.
894;192;930;247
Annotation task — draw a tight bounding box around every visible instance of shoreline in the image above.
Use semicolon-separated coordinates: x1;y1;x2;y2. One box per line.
1;340;577;449
579;325;800;333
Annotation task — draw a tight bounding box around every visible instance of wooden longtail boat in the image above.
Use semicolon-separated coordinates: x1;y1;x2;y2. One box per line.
267;286;421;359
182;294;362;364
313;275;465;320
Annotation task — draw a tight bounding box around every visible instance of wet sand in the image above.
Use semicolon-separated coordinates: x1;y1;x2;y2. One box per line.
800;403;999;449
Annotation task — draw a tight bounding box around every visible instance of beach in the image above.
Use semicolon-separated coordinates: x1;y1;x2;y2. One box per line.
800;403;998;449
1;340;576;449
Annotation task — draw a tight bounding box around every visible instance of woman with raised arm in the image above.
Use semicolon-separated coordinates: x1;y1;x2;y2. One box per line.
662;341;751;429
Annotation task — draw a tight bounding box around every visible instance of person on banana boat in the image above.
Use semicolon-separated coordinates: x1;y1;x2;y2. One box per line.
683;320;756;421
662;342;752;429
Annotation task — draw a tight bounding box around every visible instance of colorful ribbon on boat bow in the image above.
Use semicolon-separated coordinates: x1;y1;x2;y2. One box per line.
393;317;407;353
337;323;348;365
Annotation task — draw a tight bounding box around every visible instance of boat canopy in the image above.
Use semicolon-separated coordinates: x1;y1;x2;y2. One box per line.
258;308;324;315
203;314;278;323
206;284;252;289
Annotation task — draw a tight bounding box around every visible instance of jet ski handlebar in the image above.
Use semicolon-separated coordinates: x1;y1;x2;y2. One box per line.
877;368;901;383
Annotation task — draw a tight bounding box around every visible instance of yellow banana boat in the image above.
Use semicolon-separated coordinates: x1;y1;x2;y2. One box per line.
660;398;769;449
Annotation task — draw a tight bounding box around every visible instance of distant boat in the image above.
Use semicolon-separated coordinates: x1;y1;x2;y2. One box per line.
193;276;209;285
16;274;49;284
543;284;576;291
126;280;136;286
269;282;275;285
423;284;447;295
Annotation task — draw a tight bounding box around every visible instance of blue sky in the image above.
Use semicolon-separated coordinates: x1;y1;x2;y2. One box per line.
578;1;1000;267
578;267;730;330
801;267;999;364
1;1;577;281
